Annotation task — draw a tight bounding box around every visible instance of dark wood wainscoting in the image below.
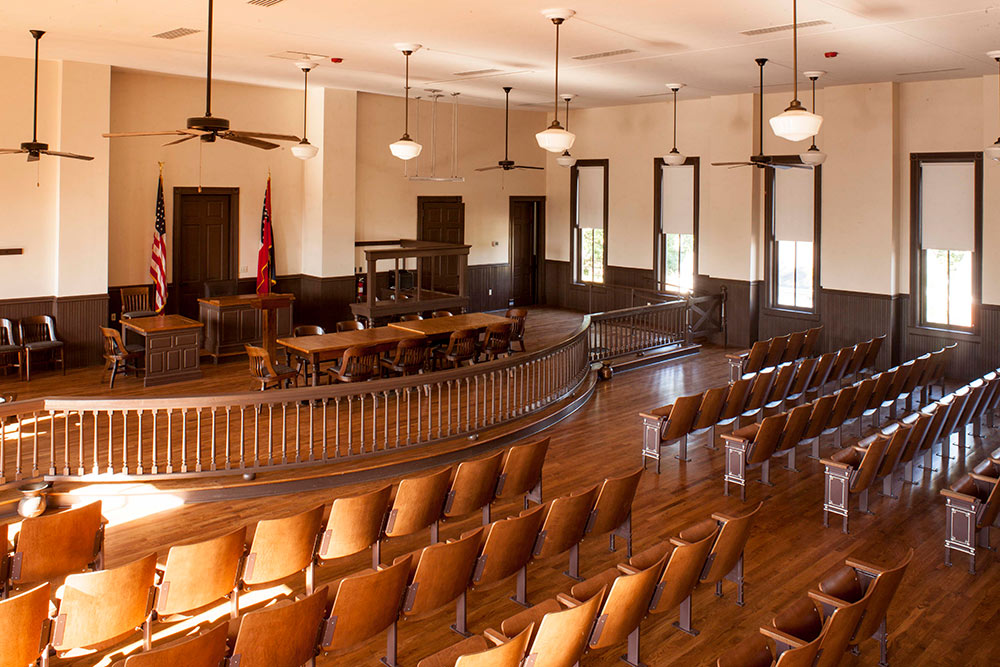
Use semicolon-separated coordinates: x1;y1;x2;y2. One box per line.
467;263;511;312
0;293;108;368
694;275;754;349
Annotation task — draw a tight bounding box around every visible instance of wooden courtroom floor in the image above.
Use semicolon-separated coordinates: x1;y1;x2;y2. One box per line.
2;311;998;666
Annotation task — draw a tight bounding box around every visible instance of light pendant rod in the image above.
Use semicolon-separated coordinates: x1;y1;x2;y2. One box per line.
504;86;511;161
757;58;766;156
30;30;43;142
672;87;678;151
553;19;561;125
564;96;571;131
792;0;799;106
206;0;213;117
809;74;816;148
302;68;309;141
404;50;411;136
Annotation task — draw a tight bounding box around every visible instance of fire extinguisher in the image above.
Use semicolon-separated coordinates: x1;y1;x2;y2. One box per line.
356;271;366;301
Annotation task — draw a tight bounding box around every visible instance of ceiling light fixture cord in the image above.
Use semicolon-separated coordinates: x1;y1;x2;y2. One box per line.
758;59;765;155
505;87;510;161
565;97;571;132
810;75;816;147
206;0;213;117
452;93;459;177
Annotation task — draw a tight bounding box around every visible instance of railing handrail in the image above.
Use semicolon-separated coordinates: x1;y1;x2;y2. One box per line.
589;298;686;321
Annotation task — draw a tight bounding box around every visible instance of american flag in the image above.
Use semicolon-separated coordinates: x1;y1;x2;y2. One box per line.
256;174;276;295
149;169;167;313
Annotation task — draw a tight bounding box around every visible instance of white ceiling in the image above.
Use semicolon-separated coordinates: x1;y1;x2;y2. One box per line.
0;1;998;109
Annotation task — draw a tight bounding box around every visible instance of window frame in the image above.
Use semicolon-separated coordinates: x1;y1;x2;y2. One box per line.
763;156;822;318
570;159;610;285
653;156;700;292
909;151;983;337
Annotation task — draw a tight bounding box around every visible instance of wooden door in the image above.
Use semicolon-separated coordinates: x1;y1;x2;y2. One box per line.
509;197;544;306
173;188;238;319
417;196;464;294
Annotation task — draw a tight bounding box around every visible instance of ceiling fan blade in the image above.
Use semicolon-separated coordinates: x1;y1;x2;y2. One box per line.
40;150;95;161
513;165;544;170
221;134;279;150
163;135;198;147
769;163;811;170
228;131;300;142
103;130;191;138
0;148;28;154
475;166;502;171
26;152;40;163
711;161;752;167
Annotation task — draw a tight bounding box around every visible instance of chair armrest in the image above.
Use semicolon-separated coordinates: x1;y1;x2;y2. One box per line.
727;350;751;361
556;593;581;608
721;434;750;446
758;626;808;650
821;459;851;471
710;512;738;524
669;537;691;548
940;489;977;503
807;589;850;609
617;564;640;576
843;556;890;576
969;473;999;484
639;412;666;422
483;628;508;645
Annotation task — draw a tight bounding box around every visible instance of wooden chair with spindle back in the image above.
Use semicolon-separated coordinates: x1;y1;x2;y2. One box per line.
291;325;325;377
381;337;429;377
118;622;229;667
443;451;505;525
0;318;22;380
18;314;64;380
328;344;380;383
384;467;454;549
239;505;325;603
533;484;599;581
479;322;513;362
434;328;478;369
120;286;154;319
432;310;454;318
464;504;546;609
336;319;365;332
228;586;328;667
317;484;392;570
493;437;549;512
418;624;534;667
583;468;642;559
505;308;528;352
99;326;144;388
245;344;299;391
0;583;50;667
154;527;246;622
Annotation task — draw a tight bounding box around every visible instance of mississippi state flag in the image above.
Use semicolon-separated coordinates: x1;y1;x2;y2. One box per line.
256;175;276;295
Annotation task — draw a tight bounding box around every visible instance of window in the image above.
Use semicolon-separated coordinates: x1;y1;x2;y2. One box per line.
765;161;820;312
571;160;608;284
911;153;982;331
654;157;698;292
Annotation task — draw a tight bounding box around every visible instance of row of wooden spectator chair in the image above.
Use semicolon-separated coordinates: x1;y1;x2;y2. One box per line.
0;315;65;381
726;326;825;381
722;344;953;502
421;501;761;667
717;547;912;667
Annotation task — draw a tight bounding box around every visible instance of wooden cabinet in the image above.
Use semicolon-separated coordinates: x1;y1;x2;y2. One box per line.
198;294;294;361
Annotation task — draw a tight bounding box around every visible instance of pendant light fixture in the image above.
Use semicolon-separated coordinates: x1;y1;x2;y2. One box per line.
987;51;1000;162
799;71;827;166
663;83;686;166
536;9;577;153
389;44;423;161
291;58;319;160
556;93;577;167
770;0;823;142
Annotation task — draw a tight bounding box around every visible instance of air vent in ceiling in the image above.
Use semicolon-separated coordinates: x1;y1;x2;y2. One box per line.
741;19;829;36
152;27;201;40
269;50;331;61
896;67;963;76
247;0;286;6
573;48;636;61
452;68;502;76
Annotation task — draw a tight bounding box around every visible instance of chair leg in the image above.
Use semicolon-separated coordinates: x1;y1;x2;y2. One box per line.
672;595;699;636
564;543;582;581
109;359;119;389
621;626;647;667
450;591;471;637
509;565;530;607
675;435;690;462
380;621;398;667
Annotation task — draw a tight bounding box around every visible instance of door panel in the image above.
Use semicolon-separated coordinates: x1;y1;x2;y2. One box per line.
418;197;464;294
510;198;542;306
175;193;235;319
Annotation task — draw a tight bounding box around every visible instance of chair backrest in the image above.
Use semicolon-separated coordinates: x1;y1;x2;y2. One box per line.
900;356;929;395
245;345;279;383
400;313;424;321
123;622;229;667
847;435;889;493
720;378;752;421
649;528;718;614
157;527;246;615
744;368;776;412
496;438;549;500
801;326;823;357
921;397;953;452
843;341;871;378
230;587;327;667
120;286;150;315
956;381;987;429
336;319;365;332
777;404;812;452
940;389;970;436
244;505;325;587
825;386;858;432
764;335;789;368
0;317;17;346
505;308;527;341
387;337;428;373
579;552;666;650
866;371;895;410
801;395;837;441
482;322;513;355
807;352;837;392
746;413;788;466
767;363;797;403
533;485;599;559
845;378;877;421
12;501;104;585
403;529;483;619
787;356;819;398
432;310;454;318
586;468;643;537
861;335;885;371
322;557;411;653
782;331;807;364
99;326;128;359
827;346;854;384
883;361;913;402
701;501;764;585
445;451;504;519
18;315;56;345
0;583;50;667
470;505;546;590
319;484;392;560
444;329;479;360
662;393;703;440
386;467;454;538
293;325;325;337
520;588;605;667
743;341;770;374
822;548;912;648
812;592;870;667
898;412;933;465
693;386;728;430
455;624;533;667
335;344;382;382
53;553;157;652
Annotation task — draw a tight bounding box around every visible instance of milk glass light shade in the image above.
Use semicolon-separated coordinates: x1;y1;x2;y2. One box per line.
556;150;577;167
770;108;823;142
291;140;319;160
536;126;575;153
663;149;686;166
799;146;827;165
389;136;422;160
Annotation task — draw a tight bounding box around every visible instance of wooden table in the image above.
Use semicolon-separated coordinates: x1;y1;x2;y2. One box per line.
121;315;204;387
198;293;294;363
277;327;425;386
388;313;512;338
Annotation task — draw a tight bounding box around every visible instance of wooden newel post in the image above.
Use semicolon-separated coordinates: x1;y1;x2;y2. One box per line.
251;293;294;359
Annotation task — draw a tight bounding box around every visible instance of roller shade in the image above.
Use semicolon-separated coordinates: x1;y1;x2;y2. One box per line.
576;165;605;229
920;162;975;252
660;164;694;235
773;167;814;243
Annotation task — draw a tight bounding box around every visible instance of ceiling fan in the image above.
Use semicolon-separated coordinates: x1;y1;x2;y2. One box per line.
711;58;810;171
0;30;94;162
476;87;543;172
103;0;299;150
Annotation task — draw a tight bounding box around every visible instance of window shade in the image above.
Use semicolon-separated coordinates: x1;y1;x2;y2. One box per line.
660;164;694;235
920;162;975;252
773;167;814;243
576;165;605;229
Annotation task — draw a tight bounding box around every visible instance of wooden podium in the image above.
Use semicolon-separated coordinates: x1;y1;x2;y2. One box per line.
249;293;295;359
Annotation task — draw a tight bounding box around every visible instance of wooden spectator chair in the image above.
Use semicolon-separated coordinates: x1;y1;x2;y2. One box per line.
816;548;912;666
432;310;454;318
895;355;930;415
49;553;157;656
484;587;605;667
534;485;599;581
506;308;527;352
317;484;392;569
937;388;970;460
800;326;823;357
762;590;870;667
240;505;325;602
896;411;934;485
918;349;946;405
930;343;958;397
584;468;643;559
154;527;245;621
861;370;896;430
716;377;753;437
229;586;327;667
821;434;889;533
624;526;717;635
0;583;49;667
716;631;822;667
780;330;807;364
396;528;483;637
291;325;326;377
783;356;818;408
5;500;104;597
689;501;762;606
399;313;424;321
464;505;546;609
813;385;858;455
859;334;886;378
840;377;878;438
953;380;988;448
434;328;478;369
972;372;1000;436
328;343;381;383
119;622;229;667
824;346;854;394
868;422;912;499
417;624;533;667
739;367;776;425
494;437;548;511
762;362;798;416
120;285;155;319
444;451;504;525
877;362;913;422
0;317;23;380
19;315;64;380
641;392;702;470
764;335;789;369
320;557;411;666
336;319;365;332
942;472;1000;573
246;344;299;390
100;326;144;388
690;386;728;449
723;413;788;501
478;322;513;362
727;340;768;381
381;338;429;377
384;467;454;548
803;351;836;403
912;402;950;480
770;404;812;472
841;340;871;386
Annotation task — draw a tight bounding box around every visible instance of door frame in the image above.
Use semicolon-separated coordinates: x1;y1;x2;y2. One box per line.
416;195;465;242
171;187;240;309
508;195;546;306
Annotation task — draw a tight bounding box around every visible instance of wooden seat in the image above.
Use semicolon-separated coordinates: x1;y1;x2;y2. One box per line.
841;340;871;386
641;392;702;470
691;501;763;606
859;334;886;378
942;472;1000;573
877;362;912;422
506;308;527;352
444;451;504;525
432;310;454;318
824;347;854;394
937;388;971;460
911;402;950;481
291;325;326;377
19;314;64;380
723;413;788;501
465;504;546;608
583;468;643;558
803;352;836;402
762;363;798;414
533;485;599;581
717;378;752;433
50;553;157;656
433;328;478;369
740;367;776;424
241;505;325;599
120;622;229;667
328;343;381;383
716;631;822;667
494;437;548;510
763;335;789;369
861;370;896;431
417;624;533;667
821;434;889;533
737;340;769;377
6;500;104;596
229;586;327;667
691;386;728;450
771;404;816;473
384;467;454;548
246;344;299;390
816;385;858;452
336;319;365;332
381;337;429;376
0;317;23;380
800;326;823;357
100;326;144;388
155;527;245;620
840;376;878;438
796;395;836;461
763;587;870;667
120;285;154;319
780;331;806;364
783;356;818;407
478;322;513;361
0;583;49;667
895;411;933;485
318;484;392;569
320;557;412;666
868;422;913;499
